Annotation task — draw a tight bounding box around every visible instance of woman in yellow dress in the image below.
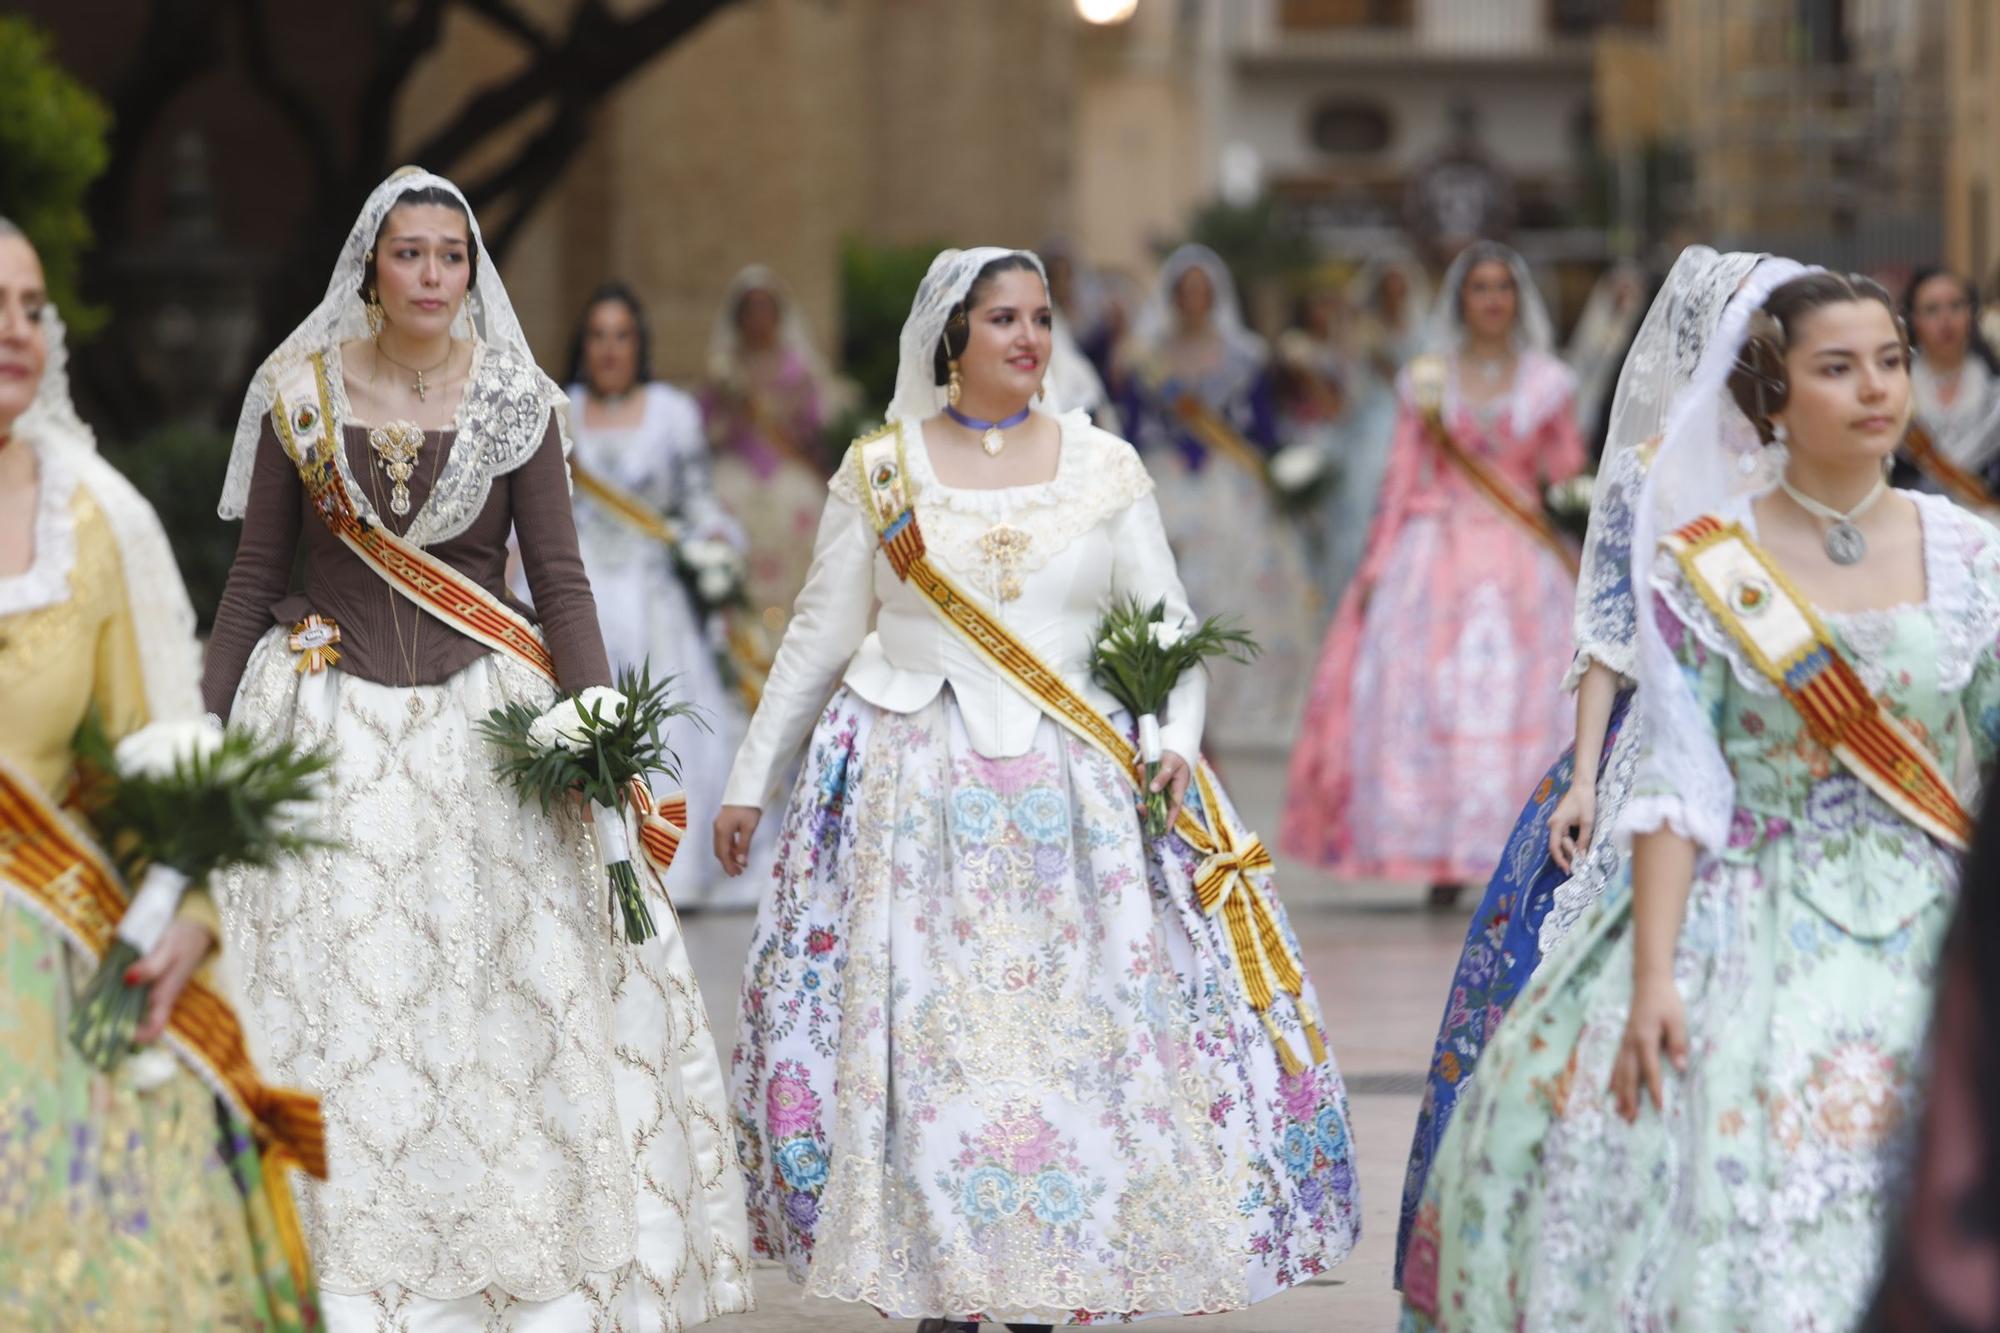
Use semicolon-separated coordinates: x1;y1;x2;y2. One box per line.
0;221;317;1326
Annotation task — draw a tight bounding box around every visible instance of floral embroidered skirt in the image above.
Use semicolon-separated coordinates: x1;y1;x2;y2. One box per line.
0;901;314;1329
731;687;1359;1323
1393;689;1633;1284
1399;776;1956;1330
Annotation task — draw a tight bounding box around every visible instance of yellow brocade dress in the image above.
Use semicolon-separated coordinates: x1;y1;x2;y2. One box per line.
0;472;313;1329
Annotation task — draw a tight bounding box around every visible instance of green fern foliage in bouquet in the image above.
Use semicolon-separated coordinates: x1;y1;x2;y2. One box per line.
478;663;701;943
1088;596;1259;836
69;713;333;1070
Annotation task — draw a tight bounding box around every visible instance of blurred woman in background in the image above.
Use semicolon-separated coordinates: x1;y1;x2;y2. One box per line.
1283;241;1585;907
556;281;751;908
1898;265;2000;509
1119;244;1320;752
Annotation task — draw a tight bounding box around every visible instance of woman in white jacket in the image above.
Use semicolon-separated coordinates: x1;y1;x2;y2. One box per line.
712;248;1357;1331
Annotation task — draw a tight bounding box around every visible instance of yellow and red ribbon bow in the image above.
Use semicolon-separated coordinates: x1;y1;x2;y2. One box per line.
1180;765;1326;1074
624;776;687;889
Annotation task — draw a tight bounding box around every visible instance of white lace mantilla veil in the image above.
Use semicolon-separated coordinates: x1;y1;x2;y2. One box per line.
219;167;569;530
1130;242;1267;365
1423;240;1555;358
888;246;1062;424
16;303;203;725
1619;255;1814;855
1567;246;1765;690
1421;239;1561;436
706;263;832;392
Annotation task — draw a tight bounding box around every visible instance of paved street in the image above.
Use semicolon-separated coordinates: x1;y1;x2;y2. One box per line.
681;747;1470;1332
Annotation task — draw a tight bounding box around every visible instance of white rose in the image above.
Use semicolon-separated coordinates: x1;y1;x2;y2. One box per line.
698;567;735;602
525;712;567;753
114;719;225;780
1148;620;1187;651
530;697;600;753
1269;442;1328;492
684;538;735;569
575;687;629;729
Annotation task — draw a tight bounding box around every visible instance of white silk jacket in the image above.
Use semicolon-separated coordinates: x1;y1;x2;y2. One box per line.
721;413;1207;808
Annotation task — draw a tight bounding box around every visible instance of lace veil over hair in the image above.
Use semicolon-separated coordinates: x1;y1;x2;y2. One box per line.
1346;251;1432;340
1422;239;1556;359
1622;255;1813;853
1131;243;1267;365
15;302;204;723
1416;239;1562;436
219;167;566;523
1568;246;1765;687
888;246;1057;425
706;264;832;392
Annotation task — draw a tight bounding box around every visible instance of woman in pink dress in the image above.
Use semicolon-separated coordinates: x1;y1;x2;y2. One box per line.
1282;241;1585;906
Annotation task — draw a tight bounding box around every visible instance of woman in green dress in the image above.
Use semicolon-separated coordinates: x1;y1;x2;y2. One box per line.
0;221;316;1327
1404;263;1999;1329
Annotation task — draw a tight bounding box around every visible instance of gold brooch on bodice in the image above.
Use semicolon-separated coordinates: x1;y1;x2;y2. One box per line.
977;524;1032;603
368;420;426;516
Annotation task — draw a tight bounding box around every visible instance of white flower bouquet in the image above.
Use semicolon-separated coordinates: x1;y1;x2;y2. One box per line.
1544;472;1596;541
674;536;749;616
1088;596;1259;837
478;665;700;943
69;714;333;1070
1265;440;1339;516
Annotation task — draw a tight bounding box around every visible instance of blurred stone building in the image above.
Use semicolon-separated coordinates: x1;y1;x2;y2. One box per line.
18;0;1968;394
1946;0;2000;288
470;0;1080;378
1661;0;1947;273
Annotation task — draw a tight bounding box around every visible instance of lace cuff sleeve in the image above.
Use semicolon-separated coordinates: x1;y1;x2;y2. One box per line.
1615;560;1736;855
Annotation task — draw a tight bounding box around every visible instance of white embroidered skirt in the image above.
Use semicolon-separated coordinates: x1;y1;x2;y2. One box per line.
732;687;1359;1324
217;631;752;1331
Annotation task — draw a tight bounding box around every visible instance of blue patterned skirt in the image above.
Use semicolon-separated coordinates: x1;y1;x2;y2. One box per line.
1391;689;1633;1286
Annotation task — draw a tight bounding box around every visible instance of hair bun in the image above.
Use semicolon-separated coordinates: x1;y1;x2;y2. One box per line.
1728;310;1790;444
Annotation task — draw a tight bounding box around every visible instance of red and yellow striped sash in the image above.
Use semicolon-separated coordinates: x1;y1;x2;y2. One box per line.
850;424;1328;1071
1664;516;1971;852
0;755;325;1295
573;463;682;547
1169;393;1272;481
271;354;558;687
1903;423;1998;511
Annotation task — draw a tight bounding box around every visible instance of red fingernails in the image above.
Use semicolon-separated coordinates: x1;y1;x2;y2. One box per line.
124;966;143;985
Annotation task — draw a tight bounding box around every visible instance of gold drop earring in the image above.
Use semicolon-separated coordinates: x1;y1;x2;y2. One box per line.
363;250;385;337
947;359;964;409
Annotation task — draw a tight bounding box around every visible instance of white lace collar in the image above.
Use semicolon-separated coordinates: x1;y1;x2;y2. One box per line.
1913;356;1991;429
323;337;559;546
834;413;1155;581
0;437;81;618
1659;488;1997;695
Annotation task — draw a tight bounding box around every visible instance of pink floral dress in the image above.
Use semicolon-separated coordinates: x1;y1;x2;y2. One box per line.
1283;352;1586;882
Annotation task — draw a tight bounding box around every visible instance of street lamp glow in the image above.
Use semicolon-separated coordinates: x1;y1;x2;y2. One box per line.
1075;0;1140;25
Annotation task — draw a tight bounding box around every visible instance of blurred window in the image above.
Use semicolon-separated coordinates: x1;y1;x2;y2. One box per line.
1309;100;1395;154
1795;0;1851;65
1548;0;1659;33
1278;0;1415;29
